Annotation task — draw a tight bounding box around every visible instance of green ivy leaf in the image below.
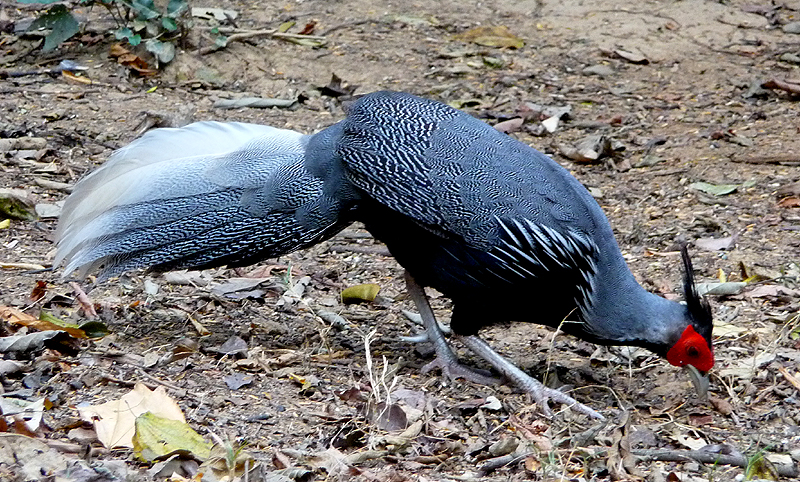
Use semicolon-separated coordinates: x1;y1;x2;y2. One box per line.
132;0;159;20
29;5;80;51
145;38;176;63
162;17;178;32
115;27;141;46
114;27;133;39
166;0;188;16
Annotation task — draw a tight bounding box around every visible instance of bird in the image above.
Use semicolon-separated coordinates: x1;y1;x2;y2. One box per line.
56;91;714;419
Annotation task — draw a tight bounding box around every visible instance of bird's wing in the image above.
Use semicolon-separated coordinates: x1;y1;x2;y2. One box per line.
338;92;603;247
487;216;599;313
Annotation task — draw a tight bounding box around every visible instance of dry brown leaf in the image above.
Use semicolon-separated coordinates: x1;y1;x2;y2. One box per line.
778;196;800;208
606;411;641;480
453;26;524;49
78;383;185;449
493;118;524;134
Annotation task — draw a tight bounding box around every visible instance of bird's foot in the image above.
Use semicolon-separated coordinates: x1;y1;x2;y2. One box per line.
514;376;603;420
420;354;500;386
457;335;604;420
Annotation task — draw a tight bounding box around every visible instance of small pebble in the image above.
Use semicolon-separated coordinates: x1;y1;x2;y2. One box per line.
488;436;519;457
782;21;800;34
582;64;615;77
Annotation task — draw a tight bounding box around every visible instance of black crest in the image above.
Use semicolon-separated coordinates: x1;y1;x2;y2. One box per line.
681;244;713;347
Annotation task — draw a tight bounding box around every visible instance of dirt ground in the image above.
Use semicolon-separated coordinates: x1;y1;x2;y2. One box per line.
1;0;800;480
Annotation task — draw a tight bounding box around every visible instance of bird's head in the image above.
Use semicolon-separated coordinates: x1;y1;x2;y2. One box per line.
664;245;714;394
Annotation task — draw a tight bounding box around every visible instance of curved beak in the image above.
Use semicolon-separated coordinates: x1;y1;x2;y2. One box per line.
684;365;709;400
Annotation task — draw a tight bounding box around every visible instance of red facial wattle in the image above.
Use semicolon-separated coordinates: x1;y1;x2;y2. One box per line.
666;325;714;372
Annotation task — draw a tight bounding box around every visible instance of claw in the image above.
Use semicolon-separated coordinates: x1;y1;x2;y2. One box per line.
403;271;603;420
421;355;500;386
458;335;604;420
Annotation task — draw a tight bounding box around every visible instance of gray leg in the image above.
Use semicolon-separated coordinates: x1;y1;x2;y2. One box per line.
399;309;452;343
404;272;498;385
457;335;604;419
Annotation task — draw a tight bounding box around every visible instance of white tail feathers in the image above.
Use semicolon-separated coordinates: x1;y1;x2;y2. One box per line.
56;121;309;277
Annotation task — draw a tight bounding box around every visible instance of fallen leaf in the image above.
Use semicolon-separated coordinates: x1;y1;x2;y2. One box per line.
0;331;65;353
276;276;311;309
718;352;776;379
762;78;800;95
671;430;707;451
209;277;272;297
480;396;503;411
366;402;408;432
747;284;799;299
133;412;212;462
689;181;738;196
109;43;157;76
709;397;734;416
0;433;74;480
695;236;736;251
0;397;47;434
493;118;524;134
746;451;780;481
29;281;47;302
191;7;238;21
224;373;253;390
0;189;36;221
298;21;316;35
689;413;714;426
696;282;747;296
318;73;358;98
713;321;748;337
341;284;381;304
306;447;361;478
607;412;642;479
523;455;541;472
453;26;524;49
614;48;649;64
217;336;248;356
202;440;257;479
78;383;185;449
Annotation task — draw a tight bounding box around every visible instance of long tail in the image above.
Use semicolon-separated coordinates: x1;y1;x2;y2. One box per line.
56;121;354;280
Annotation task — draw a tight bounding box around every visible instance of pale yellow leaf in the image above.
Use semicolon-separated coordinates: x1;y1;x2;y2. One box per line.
78;383;185;448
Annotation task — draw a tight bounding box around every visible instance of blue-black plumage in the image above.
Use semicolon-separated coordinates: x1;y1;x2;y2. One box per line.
56;91;713;418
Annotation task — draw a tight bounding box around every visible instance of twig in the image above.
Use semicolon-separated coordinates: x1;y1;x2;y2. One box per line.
0;262;47;270
43;439;106;457
731;155;800;166
319;19;374;36
328;245;392;256
645;168;689;177
98;371;139;387
633;449;798;478
135;368;191;394
198;29;276;54
762;78;800;95
197;29;327;55
478;451;533;475
778;366;800;394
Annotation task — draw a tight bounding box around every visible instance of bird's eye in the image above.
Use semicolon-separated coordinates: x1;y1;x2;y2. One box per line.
686;346;700;358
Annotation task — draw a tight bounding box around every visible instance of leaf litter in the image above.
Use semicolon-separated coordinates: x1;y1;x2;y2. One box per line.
1;0;800;480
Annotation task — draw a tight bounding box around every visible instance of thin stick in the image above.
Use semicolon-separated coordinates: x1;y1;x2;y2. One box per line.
633;449;798;478
198;29;327;55
778;366;800;394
